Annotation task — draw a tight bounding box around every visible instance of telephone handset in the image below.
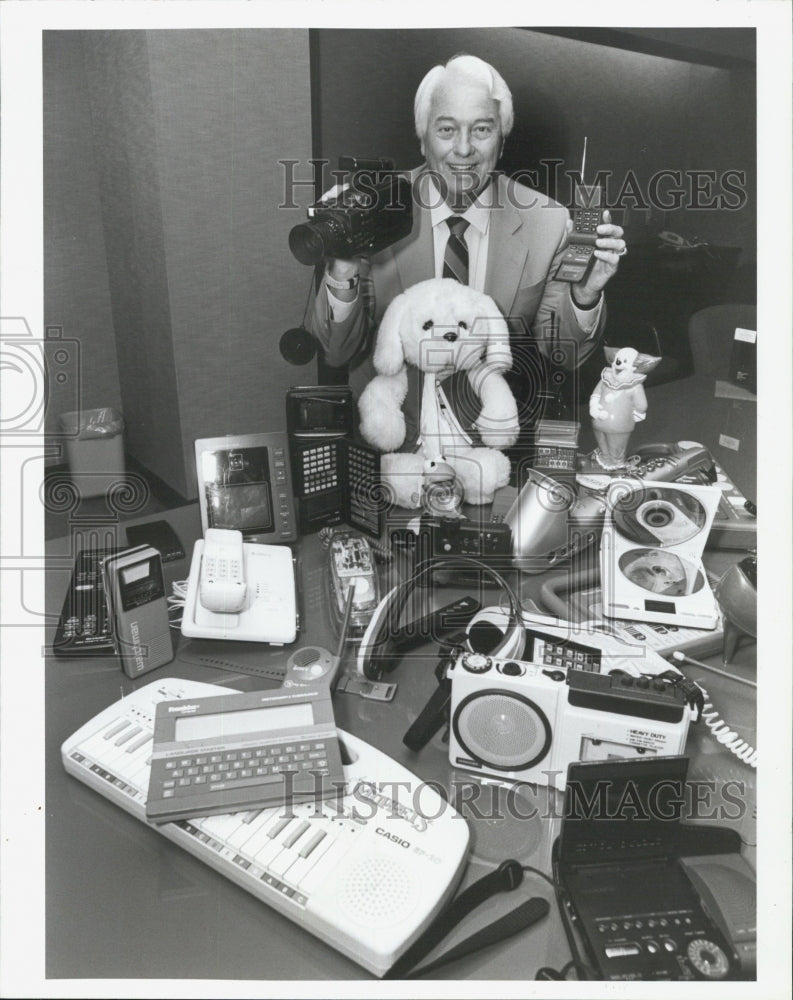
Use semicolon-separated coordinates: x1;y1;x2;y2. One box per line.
199;528;247;613
631;441;716;482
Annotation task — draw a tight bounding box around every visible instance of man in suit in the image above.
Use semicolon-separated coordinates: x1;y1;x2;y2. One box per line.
310;54;626;397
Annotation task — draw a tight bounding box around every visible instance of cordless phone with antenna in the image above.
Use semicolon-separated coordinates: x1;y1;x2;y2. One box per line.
555;137;604;282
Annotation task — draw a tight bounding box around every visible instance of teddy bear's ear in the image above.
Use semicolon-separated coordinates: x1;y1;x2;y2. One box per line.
604;345;619;365
474;293;512;372
373;292;408;375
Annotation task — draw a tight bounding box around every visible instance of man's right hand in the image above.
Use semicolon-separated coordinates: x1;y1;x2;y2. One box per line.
327;258;359;280
316;182;360;299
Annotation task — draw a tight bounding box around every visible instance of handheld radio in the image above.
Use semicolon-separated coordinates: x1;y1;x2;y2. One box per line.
102;545;174;678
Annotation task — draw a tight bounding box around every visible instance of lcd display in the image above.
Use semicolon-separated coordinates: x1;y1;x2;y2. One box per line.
174;702;314;742
201;445;274;534
121;561;150;585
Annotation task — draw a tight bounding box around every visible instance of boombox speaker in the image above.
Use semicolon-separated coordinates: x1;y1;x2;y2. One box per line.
453;687;553;772
357;556;524;680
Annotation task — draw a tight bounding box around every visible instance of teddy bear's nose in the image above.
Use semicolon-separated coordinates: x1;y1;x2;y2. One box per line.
442;331;458;343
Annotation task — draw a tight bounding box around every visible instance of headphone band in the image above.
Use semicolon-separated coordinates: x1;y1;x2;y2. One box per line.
363;555;523;679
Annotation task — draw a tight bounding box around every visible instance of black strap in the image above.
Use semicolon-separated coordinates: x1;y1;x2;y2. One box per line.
402;682;451;751
385;859;545;979
407;897;550;979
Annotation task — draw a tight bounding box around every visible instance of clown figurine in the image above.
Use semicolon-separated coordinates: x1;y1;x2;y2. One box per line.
587;346;661;470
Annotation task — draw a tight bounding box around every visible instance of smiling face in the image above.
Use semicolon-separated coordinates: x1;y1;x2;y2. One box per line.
612;347;639;380
420;71;503;209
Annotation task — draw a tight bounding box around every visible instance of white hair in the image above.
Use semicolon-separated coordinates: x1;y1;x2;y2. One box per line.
413;54;514;141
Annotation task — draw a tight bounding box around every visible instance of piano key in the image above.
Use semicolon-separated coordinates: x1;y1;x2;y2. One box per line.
298;828;327;859
268;815;294;840
237;809;292;860
126;731;151;754
200;811;253;843
225;807;281;851
81;734;140;775
106;744;153;785
252;817;302;868
269;812;333;879
283;831;334;887
269;838;311;877
115;725;142;747
297;837;351;895
281;819;311;850
103;719;129;740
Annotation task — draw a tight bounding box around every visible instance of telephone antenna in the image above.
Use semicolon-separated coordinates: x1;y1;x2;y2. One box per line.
581;137;588;185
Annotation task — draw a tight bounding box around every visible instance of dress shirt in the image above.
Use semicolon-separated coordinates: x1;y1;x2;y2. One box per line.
327;175;602;334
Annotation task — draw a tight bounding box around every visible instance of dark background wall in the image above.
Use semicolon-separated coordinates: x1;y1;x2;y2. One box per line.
44;29;314;498
43;27;755;497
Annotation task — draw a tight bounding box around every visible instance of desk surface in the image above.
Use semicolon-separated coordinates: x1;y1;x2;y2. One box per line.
44;376;757;983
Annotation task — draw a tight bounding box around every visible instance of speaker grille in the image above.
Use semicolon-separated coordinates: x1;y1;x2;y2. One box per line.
453;690;552;771
293;646;322;667
337;854;416;925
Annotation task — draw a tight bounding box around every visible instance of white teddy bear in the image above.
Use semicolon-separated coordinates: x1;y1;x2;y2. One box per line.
357;278;520;507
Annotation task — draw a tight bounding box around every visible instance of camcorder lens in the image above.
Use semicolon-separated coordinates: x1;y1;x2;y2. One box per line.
288;221;339;265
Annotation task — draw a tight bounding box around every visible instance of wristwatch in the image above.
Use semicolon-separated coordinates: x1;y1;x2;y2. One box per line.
324;268;359;291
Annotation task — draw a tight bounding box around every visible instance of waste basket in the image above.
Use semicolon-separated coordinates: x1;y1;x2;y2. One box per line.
59;408;125;499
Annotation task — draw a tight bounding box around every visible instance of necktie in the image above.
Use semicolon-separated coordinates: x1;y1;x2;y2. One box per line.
443;216;469;285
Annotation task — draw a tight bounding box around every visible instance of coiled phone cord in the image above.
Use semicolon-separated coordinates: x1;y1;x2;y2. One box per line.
672;651;757;768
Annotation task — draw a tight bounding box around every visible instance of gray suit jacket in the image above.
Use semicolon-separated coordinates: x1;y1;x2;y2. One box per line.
311;169;606;394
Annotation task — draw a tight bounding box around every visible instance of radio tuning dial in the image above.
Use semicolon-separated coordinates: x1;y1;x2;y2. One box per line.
686;938;730;979
461;652;492;673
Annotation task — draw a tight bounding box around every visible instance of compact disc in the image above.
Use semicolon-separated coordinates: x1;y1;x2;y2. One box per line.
619;548;705;596
613;486;707;547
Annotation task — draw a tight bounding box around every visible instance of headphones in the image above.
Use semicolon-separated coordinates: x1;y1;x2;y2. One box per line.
356;555;525;680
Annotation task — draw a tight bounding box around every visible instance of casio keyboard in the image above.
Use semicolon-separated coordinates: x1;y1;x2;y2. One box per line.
61;677;470;978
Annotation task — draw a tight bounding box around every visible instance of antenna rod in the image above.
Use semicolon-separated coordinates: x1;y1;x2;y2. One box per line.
335;585;356;662
581;136;588;185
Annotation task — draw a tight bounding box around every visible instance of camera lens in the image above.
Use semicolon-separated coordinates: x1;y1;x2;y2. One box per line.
289;220;339;265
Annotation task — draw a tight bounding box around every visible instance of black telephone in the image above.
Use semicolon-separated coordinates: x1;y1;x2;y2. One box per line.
555;138;606;283
631;440;716;482
555;182;603;282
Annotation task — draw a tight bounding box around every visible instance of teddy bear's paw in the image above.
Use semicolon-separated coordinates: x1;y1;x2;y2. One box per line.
380;452;425;509
360;409;407;453
476;418;520;449
448;449;511;505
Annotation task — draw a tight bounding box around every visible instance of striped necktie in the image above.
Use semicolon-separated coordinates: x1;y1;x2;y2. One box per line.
442;216;470;285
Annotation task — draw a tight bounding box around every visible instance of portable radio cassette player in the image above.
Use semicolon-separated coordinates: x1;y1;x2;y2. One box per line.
447;646;692;791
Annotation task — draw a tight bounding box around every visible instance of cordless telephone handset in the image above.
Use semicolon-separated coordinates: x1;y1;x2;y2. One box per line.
555;138;603;283
199;528;247;614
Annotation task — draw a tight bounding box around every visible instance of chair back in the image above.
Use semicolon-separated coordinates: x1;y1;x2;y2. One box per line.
688;304;756;378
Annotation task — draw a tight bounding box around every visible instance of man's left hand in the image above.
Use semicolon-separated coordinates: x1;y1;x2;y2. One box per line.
570;209;626;307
